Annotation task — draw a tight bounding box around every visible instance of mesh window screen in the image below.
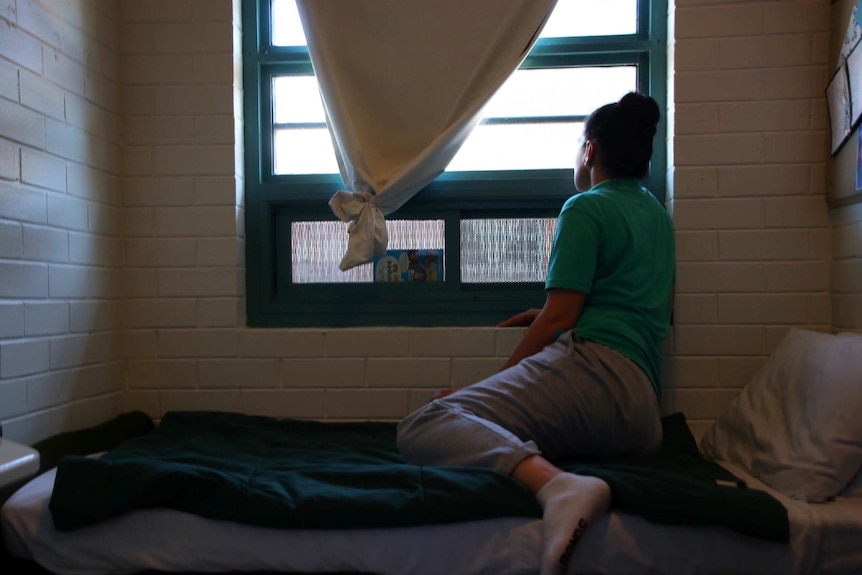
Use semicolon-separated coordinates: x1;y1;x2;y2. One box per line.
292;218;557;284
291;219;444;283
460;218;557;283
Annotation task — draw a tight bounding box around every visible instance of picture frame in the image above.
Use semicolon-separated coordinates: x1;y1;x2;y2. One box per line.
826;0;862;207
856;123;862;192
848;38;862;128
828;121;862;208
827;63;852;155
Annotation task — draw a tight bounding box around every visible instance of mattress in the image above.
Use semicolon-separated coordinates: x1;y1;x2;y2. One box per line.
5;463;861;575
4;409;860;575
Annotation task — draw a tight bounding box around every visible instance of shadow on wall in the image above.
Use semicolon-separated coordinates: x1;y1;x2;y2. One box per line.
0;2;124;444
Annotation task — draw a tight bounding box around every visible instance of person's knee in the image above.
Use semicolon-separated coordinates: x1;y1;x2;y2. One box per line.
396;403;435;463
397;399;463;465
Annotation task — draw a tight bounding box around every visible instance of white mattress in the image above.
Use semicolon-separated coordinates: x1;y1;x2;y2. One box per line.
3;464;861;575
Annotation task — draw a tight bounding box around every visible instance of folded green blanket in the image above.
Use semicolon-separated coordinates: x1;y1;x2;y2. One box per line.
559;412;788;543
49;411;788;543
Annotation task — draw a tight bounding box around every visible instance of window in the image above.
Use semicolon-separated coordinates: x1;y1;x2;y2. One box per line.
242;0;667;327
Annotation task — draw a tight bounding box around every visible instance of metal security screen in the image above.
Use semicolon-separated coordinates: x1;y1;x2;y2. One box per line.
291;219;445;283
460;218;556;283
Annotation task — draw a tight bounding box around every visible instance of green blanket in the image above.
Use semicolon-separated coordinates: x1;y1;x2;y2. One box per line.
49;411;788;543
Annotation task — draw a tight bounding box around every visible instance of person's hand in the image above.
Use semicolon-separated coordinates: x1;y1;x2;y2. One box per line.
498;308;541;328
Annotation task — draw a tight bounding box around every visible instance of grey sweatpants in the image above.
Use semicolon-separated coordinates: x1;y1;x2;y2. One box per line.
396;331;663;475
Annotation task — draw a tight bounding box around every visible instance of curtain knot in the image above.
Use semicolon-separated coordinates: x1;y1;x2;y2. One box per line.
329;190;389;271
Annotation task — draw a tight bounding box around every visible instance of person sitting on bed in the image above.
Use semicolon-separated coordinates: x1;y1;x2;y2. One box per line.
396;92;674;575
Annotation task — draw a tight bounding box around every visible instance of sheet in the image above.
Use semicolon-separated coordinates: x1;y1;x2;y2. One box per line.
2;466;816;575
719;460;862;575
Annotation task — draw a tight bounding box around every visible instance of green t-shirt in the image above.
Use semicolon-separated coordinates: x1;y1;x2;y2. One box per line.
545;178;675;397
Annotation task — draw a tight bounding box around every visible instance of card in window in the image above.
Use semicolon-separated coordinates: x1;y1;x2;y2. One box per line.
373;250;443;283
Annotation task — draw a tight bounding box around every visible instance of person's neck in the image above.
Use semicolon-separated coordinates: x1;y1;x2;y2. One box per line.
590;166;610;188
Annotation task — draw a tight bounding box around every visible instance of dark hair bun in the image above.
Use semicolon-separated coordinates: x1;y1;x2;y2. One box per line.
582;92;661;179
618;92;660;133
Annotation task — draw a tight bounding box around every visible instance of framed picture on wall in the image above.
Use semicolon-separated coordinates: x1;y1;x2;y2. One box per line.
828;106;862;208
856;123;862;191
827;63;852;155
848;38;862;128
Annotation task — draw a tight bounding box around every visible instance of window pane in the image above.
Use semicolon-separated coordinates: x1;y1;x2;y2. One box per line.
480;67;637;119
541;0;637;38
292;219;444;283
447;122;581;172
274;128;338;174
271;0;636;46
460;218;557;283
273;76;325;123
272;0;306;46
272;66;636;174
446;66;636;172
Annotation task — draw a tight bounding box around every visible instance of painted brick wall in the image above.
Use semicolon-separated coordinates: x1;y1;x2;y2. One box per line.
0;0;124;443
119;0;248;423
118;0;529;426
119;0;837;442
669;0;832;440
831;202;862;330
0;0;844;446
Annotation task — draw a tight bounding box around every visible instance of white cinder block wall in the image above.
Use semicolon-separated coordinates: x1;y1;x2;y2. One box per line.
118;0;527;426
0;0;125;443
1;0;856;445
832;203;862;330
118;0;253;423
669;0;833;439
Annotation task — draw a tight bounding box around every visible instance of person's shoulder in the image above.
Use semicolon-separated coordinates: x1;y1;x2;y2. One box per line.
640;191;674;232
639;187;671;215
562;190;602;212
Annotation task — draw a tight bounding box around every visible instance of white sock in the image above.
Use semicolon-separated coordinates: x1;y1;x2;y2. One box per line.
535;472;611;575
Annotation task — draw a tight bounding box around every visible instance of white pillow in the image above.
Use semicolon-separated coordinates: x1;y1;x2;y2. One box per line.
701;328;862;502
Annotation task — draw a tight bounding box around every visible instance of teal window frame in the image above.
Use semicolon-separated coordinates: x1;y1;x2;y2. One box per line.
242;0;668;327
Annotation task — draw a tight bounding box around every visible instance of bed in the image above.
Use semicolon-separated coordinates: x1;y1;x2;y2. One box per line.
2;328;862;575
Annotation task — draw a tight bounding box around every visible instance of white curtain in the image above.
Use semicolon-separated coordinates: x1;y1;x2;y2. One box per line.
295;0;557;271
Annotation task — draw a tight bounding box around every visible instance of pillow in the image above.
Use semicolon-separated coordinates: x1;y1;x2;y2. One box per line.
701;328;862;502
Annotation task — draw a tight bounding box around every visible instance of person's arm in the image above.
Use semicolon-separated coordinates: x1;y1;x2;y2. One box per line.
500;288;586;371
430;290;585;400
498;308;542;328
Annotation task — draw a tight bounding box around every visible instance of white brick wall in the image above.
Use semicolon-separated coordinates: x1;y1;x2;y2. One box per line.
669;0;833;440
831;201;862;330
0;0;124;443
2;0;857;448
120;0;246;423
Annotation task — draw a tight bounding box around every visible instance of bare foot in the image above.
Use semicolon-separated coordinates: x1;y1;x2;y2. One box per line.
535;473;611;575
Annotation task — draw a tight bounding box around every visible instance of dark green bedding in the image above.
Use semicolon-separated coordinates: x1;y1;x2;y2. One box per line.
48;411;788;543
